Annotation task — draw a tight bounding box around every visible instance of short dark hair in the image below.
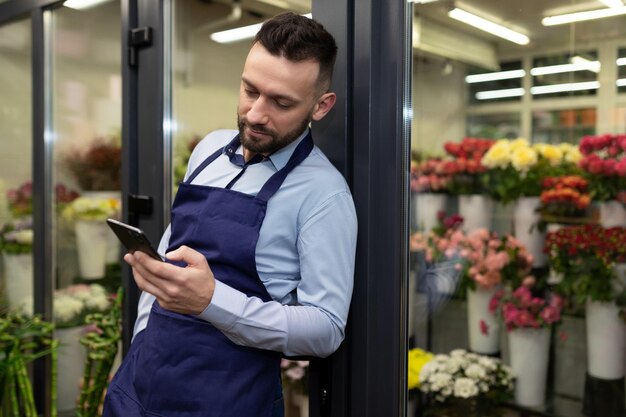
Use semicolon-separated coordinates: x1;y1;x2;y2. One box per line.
254;12;337;92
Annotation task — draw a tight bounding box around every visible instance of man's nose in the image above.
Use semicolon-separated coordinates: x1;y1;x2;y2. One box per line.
246;98;269;125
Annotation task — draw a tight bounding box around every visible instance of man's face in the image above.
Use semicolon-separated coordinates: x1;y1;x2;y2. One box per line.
237;43;334;157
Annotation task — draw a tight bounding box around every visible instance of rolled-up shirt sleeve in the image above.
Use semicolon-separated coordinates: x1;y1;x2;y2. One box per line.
199;191;357;357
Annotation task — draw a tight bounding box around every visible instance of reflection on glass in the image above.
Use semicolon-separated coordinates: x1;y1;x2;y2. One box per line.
0;18;32;315
409;2;626;417
49;2;122;413
169;1;313;415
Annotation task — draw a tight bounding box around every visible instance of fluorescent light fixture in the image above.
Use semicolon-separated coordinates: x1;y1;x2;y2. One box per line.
530;61;601;76
600;0;623;8
542;6;626;25
617;57;626;66
530;81;600;95
64;0;111;9
475;88;525;100
570;56;601;73
617;78;626;87
211;13;312;44
448;8;529;45
465;69;525;83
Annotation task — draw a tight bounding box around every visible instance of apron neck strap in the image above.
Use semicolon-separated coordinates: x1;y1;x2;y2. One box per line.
184;135;242;184
256;132;314;203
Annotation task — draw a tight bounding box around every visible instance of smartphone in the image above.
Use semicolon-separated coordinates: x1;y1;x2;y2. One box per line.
106;218;164;261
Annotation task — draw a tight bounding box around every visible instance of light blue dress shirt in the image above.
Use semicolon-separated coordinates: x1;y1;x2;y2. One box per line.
133;128;357;357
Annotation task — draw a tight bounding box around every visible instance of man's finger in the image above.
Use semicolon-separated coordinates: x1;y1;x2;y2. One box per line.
164;245;206;267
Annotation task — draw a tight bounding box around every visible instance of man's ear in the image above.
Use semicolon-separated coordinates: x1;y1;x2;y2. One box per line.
311;92;336;121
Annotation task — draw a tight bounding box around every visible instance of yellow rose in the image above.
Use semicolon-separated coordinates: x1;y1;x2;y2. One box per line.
539;144;563;165
482;140;511;168
511;146;538;172
509;138;530;150
565;147;583;164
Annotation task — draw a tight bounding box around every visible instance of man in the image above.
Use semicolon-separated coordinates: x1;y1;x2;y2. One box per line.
103;12;357;417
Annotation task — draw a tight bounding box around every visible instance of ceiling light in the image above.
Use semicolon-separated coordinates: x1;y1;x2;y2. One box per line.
570;56;601;73
530;81;600;95
63;0;111;9
530;61;601;76
542;6;626;25
448;8;529;45
211;13;312;44
617;57;626;66
600;0;623;8
475;88;525;100
617;79;626;87
465;69;525;83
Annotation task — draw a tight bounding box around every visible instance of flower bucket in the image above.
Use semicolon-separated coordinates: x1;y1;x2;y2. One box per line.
586;300;626;379
413;193;447;232
56;326;87;412
513;197;546;267
75;220;108;279
1;252;33;313
598;200;626;228
458;195;494;233
508;327;551;407
467;286;500;354
546;223;565;285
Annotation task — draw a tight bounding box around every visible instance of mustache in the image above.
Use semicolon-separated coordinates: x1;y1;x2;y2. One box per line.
240;120;274;136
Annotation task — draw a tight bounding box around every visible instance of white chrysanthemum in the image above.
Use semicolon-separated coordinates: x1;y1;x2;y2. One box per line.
11;229;33;244
450;349;467;358
85;293;110;311
465;363;487;380
478;356;497;370
454;377;479;398
429;372;453;391
445;357;464;374
54;294;84;323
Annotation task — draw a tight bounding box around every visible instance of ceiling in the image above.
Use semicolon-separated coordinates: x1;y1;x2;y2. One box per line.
416;0;626;57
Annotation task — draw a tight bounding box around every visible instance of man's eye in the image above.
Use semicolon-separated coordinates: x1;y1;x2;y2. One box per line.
245;89;259;97
276;101;291;109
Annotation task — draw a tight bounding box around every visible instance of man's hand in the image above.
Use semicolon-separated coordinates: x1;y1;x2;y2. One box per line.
124;245;216;315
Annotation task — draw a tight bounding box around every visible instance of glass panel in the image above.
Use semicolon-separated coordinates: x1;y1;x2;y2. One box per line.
409;2;626;417
49;2;122;414
0;18;32;314
169;1;312;414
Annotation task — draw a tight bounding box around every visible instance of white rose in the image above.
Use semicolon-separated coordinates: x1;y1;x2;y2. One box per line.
54;295;84;323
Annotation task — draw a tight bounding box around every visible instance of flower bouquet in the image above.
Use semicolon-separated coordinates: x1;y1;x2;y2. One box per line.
480;139;582;203
578;134;626;201
489;283;564;407
538;175;591;224
418;349;514;417
62;196;120;222
62;135;122;191
443;138;495;196
545;224;626;306
0;217;33;254
489;284;563;332
411;157;453;194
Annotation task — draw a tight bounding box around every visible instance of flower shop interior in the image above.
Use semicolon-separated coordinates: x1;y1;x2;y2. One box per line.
1;0;626;416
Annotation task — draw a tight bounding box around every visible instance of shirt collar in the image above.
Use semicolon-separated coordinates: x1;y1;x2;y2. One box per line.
224;128;310;171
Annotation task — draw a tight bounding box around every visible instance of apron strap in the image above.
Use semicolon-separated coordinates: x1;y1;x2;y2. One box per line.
256;132;314;203
184;135;242;184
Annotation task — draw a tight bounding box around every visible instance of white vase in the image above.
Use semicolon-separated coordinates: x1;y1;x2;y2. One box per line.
413;193;447;232
458;195;494;232
586;300;626;379
546;223;565;285
508;327;551;407
598;200;626;228
292;393;309;417
513;197;546;267
82;191;121;264
56;326;87;412
467;286;500;354
1;252;33;314
75;220;108;279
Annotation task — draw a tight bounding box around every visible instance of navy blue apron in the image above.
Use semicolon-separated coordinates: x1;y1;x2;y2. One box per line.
103;132;313;417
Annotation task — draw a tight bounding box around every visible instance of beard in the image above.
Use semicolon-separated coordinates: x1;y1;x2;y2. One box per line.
237;113;311;156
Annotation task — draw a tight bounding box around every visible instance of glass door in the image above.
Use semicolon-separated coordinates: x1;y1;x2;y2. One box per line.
47;1;123;414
